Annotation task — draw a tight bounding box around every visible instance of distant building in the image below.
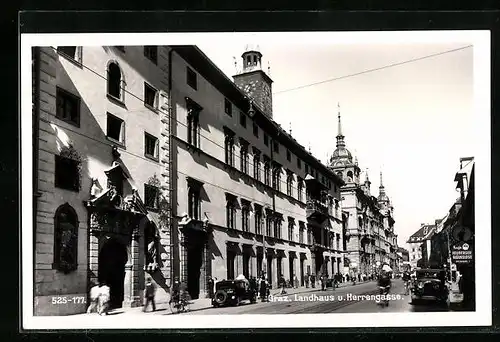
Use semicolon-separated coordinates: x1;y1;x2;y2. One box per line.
327;109;399;276
407;223;437;268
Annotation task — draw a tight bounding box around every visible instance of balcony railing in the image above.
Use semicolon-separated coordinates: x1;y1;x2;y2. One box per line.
306;199;329;220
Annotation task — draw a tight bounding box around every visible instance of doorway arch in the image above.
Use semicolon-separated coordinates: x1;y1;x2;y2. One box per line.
98;238;128;309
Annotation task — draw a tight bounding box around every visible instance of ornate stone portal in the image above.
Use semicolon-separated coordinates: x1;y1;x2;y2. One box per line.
85;163;148;309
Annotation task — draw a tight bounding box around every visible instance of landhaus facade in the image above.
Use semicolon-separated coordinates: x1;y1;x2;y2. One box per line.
32;45;172;315
168;46;345;299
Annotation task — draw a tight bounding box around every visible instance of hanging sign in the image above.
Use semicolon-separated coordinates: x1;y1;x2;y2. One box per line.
451;241;473;264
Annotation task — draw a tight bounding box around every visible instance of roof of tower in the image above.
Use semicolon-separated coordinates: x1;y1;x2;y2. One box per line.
328;103;353;167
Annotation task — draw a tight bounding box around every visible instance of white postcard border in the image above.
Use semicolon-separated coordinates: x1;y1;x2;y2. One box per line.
21;30;491;329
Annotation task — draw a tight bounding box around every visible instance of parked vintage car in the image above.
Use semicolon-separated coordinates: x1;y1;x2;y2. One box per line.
212;279;257;307
410;268;449;305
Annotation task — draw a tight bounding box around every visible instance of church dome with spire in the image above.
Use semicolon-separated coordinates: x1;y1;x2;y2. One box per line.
328;104;353;167
378;171;390;202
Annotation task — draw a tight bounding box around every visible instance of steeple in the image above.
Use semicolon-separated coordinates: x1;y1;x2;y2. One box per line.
336;102;346;149
378;170;389;203
365;168;371;187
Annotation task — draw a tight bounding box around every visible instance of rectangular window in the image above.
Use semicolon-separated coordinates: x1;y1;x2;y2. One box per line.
187;102;201;148
144;184;159;209
242;204;250;232
240;146;249;174
144;82;158;110
264;161;271;186
226;199;236;229
253;123;259;137
144;132;159;160
255;207;262;235
305;164;309;174
286;173;293;197
264;133;269;146
106;113;125;144
287;150;291;162
54;155;80;192
299;223;305;244
225;135;235;167
297;180;303;202
274;219;282;239
253;154;260;181
187;67;197;90
297;158;302;169
336;234;341;250
266;216;272;237
188;186;201;220
57;46;82;64
56;87;80;126
272;168;281;192
144;46;158;64
224;98;232;116
240;112;247;128
288;219;294;241
273;141;279;154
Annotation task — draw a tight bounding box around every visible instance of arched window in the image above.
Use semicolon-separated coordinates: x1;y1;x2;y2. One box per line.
53;203;78;273
336;171;343;180
347;171;353;181
107;62;122;100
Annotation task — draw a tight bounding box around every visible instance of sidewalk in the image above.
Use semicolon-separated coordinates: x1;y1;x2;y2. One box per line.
89;280;375;316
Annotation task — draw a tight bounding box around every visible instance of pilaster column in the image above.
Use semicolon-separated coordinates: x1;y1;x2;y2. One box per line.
124;227;141;308
88;231;99;286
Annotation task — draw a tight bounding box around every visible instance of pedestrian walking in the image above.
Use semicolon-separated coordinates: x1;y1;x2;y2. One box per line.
305;273;310;288
311;274;316;288
259;275;268;302
207;276;215;299
97;281;110;315
293;274;299;289
279;274;287;295
143;277;156;312
86;281;100;314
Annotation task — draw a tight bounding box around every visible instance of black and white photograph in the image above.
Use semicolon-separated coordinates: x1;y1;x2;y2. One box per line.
21;31;490;329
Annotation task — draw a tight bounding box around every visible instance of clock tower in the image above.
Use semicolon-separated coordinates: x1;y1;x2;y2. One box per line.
233;45;274;118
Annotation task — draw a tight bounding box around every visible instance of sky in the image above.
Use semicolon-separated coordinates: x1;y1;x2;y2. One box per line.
197;41;474;247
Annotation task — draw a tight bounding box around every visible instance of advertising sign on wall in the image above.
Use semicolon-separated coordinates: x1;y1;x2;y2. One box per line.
451;241;473;264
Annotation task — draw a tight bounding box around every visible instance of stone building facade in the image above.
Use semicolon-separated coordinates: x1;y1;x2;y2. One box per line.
168;46;345;300
327;109;398;277
32;45;172;315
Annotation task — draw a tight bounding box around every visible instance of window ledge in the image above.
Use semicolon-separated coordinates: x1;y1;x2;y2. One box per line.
107;94;126;108
145;154;160;163
144;103;159;113
106;136;126;149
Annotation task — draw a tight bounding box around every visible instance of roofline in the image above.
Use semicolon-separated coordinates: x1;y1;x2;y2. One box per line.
172;45;344;186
